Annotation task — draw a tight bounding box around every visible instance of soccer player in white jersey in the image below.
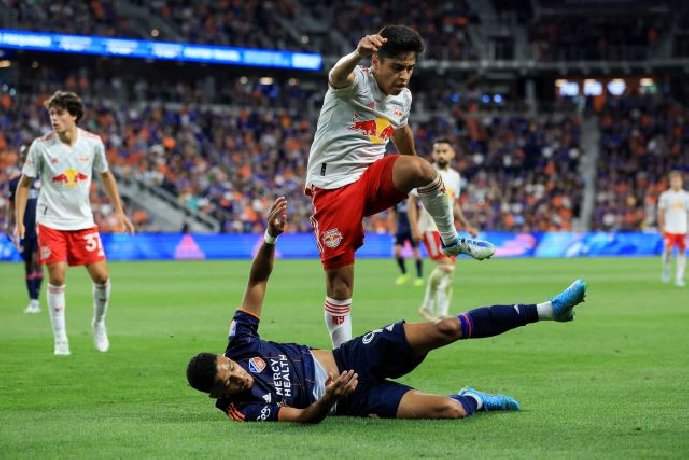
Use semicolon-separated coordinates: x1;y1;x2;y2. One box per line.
13;91;134;355
657;171;689;287
409;140;479;320
306;25;495;347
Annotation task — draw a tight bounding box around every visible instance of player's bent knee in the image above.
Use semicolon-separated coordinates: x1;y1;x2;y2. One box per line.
413;157;436;184
437;399;465;419
436;316;461;338
438;264;455;273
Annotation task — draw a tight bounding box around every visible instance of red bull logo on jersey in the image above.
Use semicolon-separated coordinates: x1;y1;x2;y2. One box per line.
248;357;266;373
51;169;89;188
347;115;396;145
321;228;343;248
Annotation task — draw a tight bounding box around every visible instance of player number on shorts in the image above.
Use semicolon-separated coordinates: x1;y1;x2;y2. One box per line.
84;232;104;256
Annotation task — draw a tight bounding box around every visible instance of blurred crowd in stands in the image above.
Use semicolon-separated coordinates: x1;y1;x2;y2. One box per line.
1;61;586;234
1;1;686;236
530;15;663;62
2;0;476;59
595;95;689;231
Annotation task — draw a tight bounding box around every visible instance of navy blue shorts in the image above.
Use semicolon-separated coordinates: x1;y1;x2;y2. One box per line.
393;230;417;247
333;321;427;418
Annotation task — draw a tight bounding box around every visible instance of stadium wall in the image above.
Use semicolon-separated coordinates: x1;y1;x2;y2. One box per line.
0;232;666;262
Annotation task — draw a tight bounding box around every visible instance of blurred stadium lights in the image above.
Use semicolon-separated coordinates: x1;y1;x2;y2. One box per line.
0;28;322;71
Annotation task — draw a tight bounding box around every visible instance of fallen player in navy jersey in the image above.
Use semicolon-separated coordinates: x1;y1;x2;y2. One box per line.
186;197;587;423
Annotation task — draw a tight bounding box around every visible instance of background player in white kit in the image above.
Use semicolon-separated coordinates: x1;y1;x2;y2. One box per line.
13;91;134;355
657;171;689;287
409;139;479;320
306;26;495;348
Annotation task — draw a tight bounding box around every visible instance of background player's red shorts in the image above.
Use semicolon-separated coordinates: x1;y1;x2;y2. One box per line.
309;156;408;270
422;230;456;262
37;224;107;266
664;232;687;251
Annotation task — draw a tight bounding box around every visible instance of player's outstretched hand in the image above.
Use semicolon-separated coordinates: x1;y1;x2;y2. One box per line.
466;226;479;238
267;197;287;237
12;223;24;249
325;370;358;399
356;34;387;58
118;213;135;233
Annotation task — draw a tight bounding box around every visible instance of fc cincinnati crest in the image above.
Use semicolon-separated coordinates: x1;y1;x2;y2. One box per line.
248;357;266;373
321;228;343;248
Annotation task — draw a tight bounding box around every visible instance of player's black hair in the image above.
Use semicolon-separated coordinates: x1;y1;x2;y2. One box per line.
186;352;219;393
45;91;84;123
433;138;453;147
376;25;425;60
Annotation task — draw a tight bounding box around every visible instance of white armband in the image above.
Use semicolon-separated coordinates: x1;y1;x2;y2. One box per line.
263;229;277;245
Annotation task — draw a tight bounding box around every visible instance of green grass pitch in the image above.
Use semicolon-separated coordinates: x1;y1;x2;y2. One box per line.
1;256;687;458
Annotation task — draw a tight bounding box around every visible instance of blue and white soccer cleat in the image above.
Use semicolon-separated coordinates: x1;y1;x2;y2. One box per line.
458;387;520;411
551;279;587;322
441;237;496;260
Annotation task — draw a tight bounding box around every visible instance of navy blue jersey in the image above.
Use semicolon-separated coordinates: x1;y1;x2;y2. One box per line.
394;201;411;234
215;310;317;422
8;175;40;238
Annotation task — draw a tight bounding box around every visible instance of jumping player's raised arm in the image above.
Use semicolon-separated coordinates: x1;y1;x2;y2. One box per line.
329;34;387;89
240;197;287;318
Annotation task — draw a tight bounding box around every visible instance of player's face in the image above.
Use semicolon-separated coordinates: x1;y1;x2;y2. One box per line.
371;53;416;95
209;355;254;398
670;174;683;190
48;106;77;134
432;142;455;169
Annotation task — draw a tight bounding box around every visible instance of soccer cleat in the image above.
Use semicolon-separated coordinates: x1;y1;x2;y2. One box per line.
661;270;670;284
92;321;109;352
395;273;411;286
676;279;686;287
441;237;496;260
458;387;520;411
413;278;425;287
551;279;587;322
53;340;71;356
24;302;41;314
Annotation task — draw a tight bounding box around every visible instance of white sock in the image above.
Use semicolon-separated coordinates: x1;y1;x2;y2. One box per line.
48;284;67;342
536;301;553;320
324;297;352;348
93;280;110;325
422;267;444;314
31;299;39;309
663;251;671;275
677;253;686;282
417;174;457;246
437;270;455;317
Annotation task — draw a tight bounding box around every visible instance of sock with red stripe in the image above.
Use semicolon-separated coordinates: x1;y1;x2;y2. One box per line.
457;304;539;339
324;297;352;348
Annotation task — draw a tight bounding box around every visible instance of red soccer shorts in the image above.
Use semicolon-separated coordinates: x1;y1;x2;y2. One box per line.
37;224;107;266
664;232;686;252
422;230;456;262
309;156;408;270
